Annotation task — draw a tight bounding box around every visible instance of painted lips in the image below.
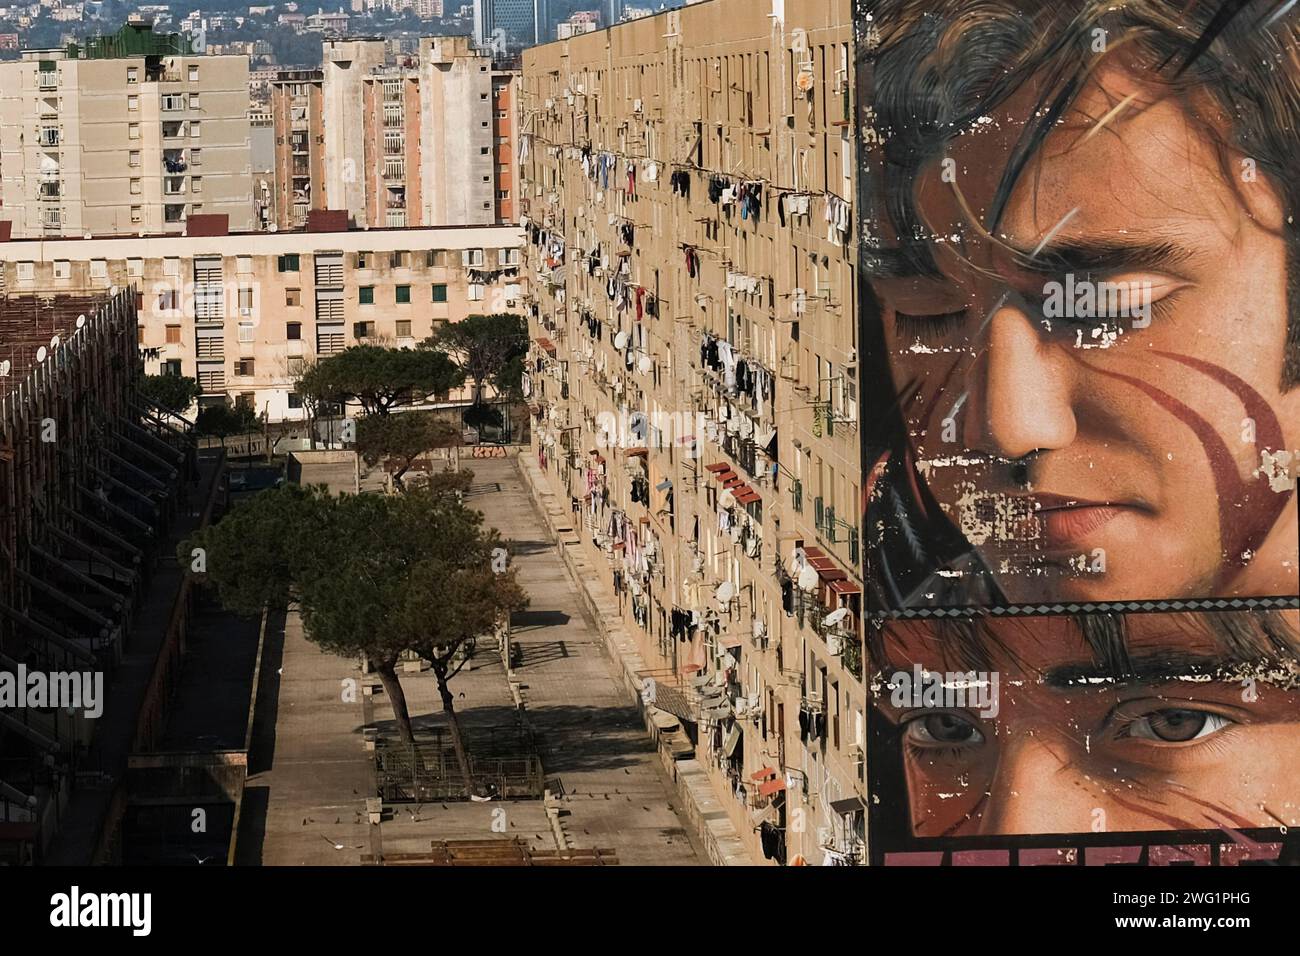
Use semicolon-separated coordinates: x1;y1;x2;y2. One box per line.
1017;493;1137;550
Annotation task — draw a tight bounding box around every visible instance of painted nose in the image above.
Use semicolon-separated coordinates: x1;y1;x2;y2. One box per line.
977;731;1097;835
965;305;1077;460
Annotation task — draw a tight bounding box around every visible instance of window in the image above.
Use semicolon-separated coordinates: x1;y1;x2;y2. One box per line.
238;287;254;312
53;260;70;279
163;359;182;377
190;148;202;166
355;252;370;269
161;93;184;111
127;258;143;277
395;319;412;338
462;248;484;267
191;176;203;194
498;247;520;266
188;93;200;110
238;322;255;343
131;206;143;223
189;65;199;82
90;260;107;279
288;392;304;410
235;358;255;377
127;67;138;84
158;290;179;311
128;123;140;140
432;283;448;303
129;150;140;167
17;262;34;282
127;94;139;111
287;357;305;376
190;121;201;138
426;249;446;267
467;283;484;301
277;253;300;272
395;285;410;304
237;256;252;274
286;321;302;340
286;288;301;307
480;146;490;155
165;324;181;344
359;286;374;305
390;250;406;268
353;320;375;338
130;179;141;195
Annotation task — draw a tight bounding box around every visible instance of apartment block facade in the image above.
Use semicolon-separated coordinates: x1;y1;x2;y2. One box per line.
270;69;327;231
0;225;527;422
319;35;498;230
520;0;863;866
0;23;253;238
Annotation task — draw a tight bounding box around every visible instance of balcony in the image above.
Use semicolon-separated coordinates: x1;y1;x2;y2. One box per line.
163;150;187;174
38;181;60;200
162;121;186;139
38;128;59;148
164;176;186;196
164;204;186;224
37;71;57;90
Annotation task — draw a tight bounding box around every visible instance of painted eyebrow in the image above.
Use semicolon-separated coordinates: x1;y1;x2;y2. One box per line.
1007;239;1195;279
1042;650;1239;689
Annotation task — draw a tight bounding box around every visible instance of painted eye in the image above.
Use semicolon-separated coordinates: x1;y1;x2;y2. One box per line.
1123;709;1233;743
904;712;984;746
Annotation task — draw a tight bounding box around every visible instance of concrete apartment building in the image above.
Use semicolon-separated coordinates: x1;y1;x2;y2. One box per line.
0;223;527;421
0;22;253;238
318;35;498;230
492;69;519;223
520;0;863;865
269;69;327;231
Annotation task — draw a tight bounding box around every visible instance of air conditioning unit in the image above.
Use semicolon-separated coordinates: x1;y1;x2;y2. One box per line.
827;633;844;656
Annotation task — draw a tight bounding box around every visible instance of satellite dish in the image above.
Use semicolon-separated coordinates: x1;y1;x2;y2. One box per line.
788;546;806;574
715;581;736;604
613;330;629;350
719;488;735;509
36;346;48;363
638;354;653;374
752;618;766;639
797;564;819;591
49;335;59;349
76;315;86;328
0;360;10;376
824;607;850;627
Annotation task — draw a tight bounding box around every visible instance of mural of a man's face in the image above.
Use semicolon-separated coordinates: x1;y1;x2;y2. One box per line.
871;62;1300;603
877;613;1300;836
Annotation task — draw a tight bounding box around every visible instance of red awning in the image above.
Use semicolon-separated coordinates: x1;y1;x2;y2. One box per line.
829;580;862;595
759;777;787;797
713;469;737;482
751;766;777;781
625;447;649;457
705;462;732;473
535;337;557;355
735;491;762;505
802;545;827;559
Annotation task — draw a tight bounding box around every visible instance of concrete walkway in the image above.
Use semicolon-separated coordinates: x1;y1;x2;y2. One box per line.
240;454;705;866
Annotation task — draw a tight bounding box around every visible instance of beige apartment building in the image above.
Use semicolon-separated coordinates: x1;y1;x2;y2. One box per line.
0;223;527;421
318;35;498;230
520;0;863;865
0;22;254;238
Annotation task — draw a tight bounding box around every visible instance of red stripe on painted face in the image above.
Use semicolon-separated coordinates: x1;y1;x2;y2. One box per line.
1065;350;1288;586
1149;349;1294;569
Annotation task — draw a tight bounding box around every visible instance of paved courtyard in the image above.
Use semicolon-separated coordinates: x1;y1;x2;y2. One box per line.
243;453;704;866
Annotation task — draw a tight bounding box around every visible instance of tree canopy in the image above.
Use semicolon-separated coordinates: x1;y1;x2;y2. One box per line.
422;313;528;405
356;410;463;484
303;345;464;417
182;479;527;782
139;374;201;417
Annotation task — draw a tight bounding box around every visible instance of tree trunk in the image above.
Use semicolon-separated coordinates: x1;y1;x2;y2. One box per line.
374;659;414;744
430;656;473;794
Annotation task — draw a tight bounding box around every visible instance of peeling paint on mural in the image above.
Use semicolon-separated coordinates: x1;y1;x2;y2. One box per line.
855;0;1300;865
